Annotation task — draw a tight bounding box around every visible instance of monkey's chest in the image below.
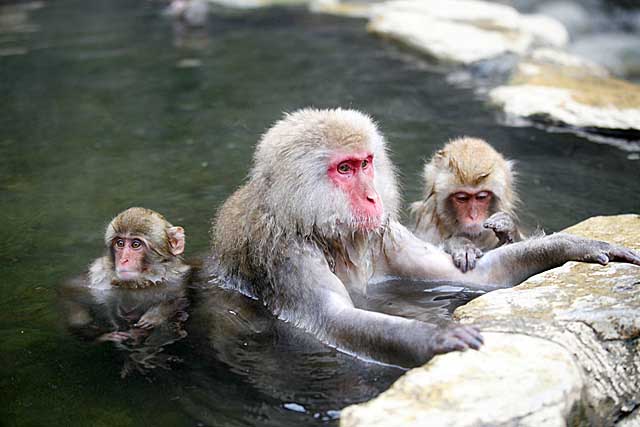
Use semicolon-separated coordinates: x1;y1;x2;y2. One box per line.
334;257;374;295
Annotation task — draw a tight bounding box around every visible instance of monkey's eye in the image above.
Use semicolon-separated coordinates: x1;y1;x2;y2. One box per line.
131;239;143;249
361;159;369;169
476;191;491;201
115;239;125;249
338;163;352;174
453;193;470;203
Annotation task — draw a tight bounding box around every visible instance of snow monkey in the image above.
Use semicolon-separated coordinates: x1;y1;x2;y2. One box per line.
411;137;523;272
80;207;192;338
90;207;190;290
210;108;640;368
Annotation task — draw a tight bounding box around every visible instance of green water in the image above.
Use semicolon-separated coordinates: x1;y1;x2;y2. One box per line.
1;1;640;426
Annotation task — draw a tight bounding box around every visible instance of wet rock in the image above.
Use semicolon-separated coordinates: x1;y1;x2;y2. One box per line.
365;0;567;65
571;32;640;80
489;51;640;138
534;1;592;36
205;0;307;8
341;215;640;427
342;333;584;427
619;410;640;427
309;0;374;18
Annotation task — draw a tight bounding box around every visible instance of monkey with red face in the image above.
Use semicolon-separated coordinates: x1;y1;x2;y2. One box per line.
210;108;640;368
60;208;192;375
411;137;524;272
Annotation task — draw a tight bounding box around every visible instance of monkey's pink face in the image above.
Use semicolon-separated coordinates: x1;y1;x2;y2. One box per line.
450;190;493;235
112;237;147;280
327;151;383;230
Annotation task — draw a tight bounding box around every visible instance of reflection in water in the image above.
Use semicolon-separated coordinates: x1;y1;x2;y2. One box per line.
59;265;479;425
58;275;190;378
176;279;406;426
360;280;485;328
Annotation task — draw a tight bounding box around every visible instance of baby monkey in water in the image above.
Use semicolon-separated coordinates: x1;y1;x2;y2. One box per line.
90;207;189;289
61;208;192;375
411;137;524;272
88;207;191;335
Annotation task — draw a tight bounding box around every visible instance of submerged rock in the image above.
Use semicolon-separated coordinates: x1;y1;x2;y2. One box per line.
342;214;640;427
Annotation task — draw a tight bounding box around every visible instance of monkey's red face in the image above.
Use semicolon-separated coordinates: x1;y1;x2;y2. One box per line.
112;236;147;280
328;151;383;230
450;190;493;235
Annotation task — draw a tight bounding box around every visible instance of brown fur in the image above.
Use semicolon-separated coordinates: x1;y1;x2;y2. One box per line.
91;207;190;288
410;137;519;246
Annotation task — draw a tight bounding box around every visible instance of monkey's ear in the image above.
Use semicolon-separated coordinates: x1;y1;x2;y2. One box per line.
167;226;186;256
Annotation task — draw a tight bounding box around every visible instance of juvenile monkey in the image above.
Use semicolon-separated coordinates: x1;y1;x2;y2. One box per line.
60;208;192;375
411;137;523;272
209;108;640;368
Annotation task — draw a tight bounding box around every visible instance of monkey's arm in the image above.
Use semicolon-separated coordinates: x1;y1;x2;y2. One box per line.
271;246;482;367
383;221;640;290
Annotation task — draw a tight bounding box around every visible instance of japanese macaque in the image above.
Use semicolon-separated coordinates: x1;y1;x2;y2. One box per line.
59;208;192;376
89;207;189;292
210;108;640;368
410;137;523;272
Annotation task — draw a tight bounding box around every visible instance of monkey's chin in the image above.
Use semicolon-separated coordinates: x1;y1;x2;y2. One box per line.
116;270;142;281
353;216;383;231
459;223;485;237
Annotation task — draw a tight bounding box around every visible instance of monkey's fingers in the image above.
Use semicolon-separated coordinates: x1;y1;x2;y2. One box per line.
134;320;155;329
605;246;640;266
484;213;516;241
98;331;131;343
451;325;484;350
432;325;484;354
467;247;483;271
452;253;466;272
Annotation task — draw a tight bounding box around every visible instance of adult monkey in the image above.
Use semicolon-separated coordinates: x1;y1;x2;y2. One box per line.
210;108;640;367
410;137;523;272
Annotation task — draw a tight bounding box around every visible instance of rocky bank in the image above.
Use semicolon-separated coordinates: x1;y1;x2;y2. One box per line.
342;214;640;427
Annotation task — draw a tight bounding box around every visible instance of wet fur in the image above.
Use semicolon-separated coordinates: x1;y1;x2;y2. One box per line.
411;137;520;248
212;108;400;297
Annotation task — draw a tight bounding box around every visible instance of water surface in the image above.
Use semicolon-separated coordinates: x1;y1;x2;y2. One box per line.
2;1;640;426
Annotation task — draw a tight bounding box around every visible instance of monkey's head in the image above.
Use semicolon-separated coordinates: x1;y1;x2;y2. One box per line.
105;207;186;281
251;108;400;237
424;137;517;237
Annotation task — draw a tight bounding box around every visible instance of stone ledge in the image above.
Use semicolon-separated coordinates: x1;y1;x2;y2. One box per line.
342;215;640;427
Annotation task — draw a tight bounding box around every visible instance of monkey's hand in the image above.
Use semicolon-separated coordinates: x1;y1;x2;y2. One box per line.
429;324;484;354
97;331;132;343
566;236;640;266
445;237;484;273
483;212;518;246
135;306;166;329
